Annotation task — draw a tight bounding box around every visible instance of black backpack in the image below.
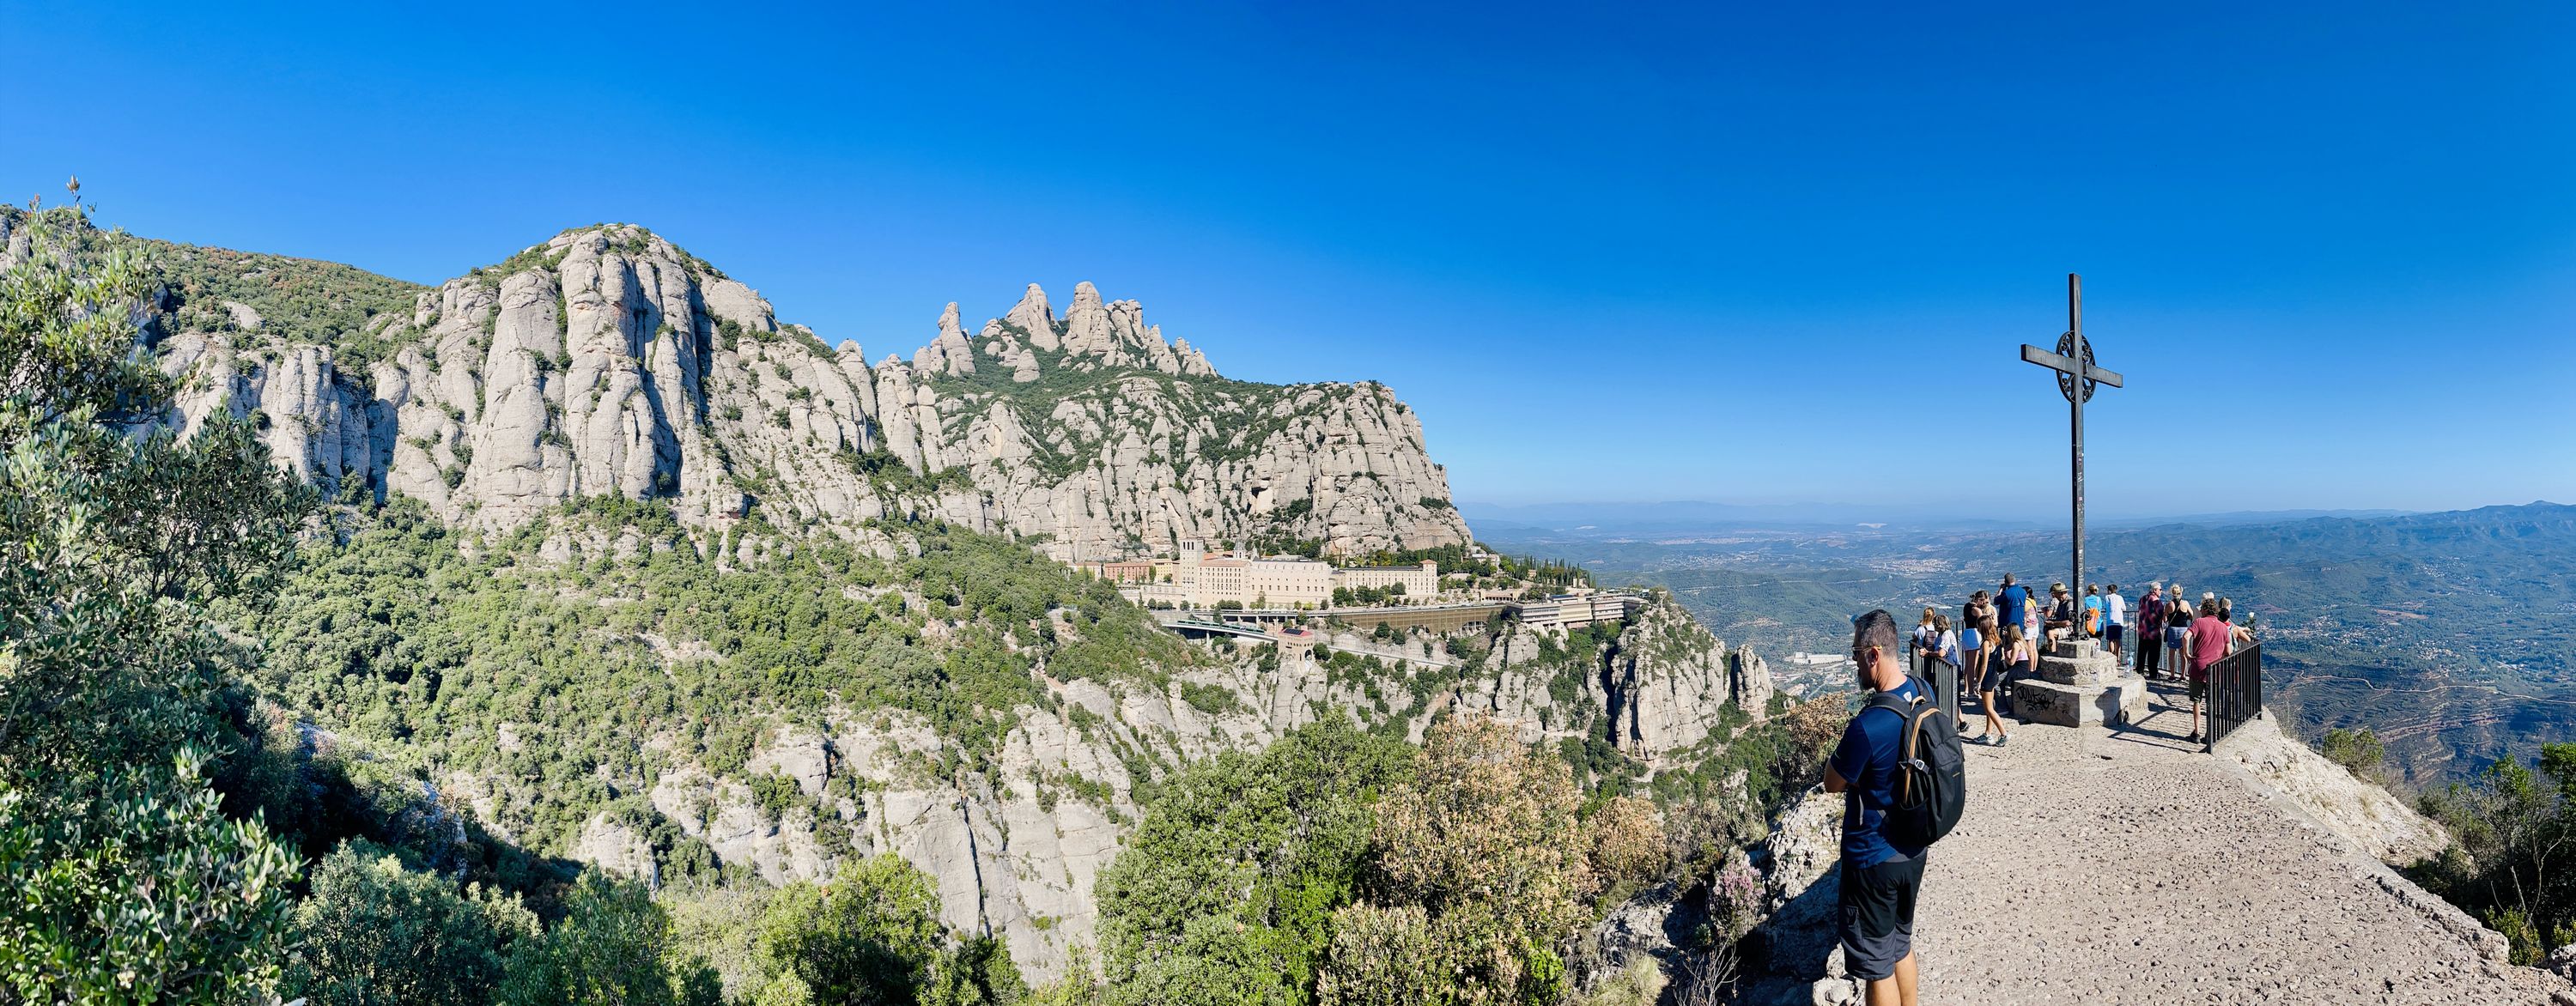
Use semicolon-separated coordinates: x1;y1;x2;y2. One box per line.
1865;676;1967;848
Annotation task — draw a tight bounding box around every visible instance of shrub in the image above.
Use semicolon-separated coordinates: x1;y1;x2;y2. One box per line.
1096;719;1414;1006
2322;727;2385;777
0;203;314;1003
283;841;540;1005
1318;717;1663;1006
495;872;714;1006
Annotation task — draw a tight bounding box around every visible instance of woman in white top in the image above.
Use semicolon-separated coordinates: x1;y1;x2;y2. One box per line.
1931;614;1963;733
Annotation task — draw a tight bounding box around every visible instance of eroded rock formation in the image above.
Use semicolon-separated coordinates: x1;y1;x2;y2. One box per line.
155;224;1471;560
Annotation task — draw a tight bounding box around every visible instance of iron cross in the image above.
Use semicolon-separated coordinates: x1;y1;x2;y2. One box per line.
2020;274;2124;606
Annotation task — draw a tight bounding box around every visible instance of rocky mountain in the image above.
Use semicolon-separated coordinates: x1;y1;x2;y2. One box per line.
9;209;1775;984
142;222;1469;561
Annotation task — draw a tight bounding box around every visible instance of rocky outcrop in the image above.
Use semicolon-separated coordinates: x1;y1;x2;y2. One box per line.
1606;595;1777;761
151;224;1468;559
614;650;1400;980
580;597;1768;982
1449;594;1782;757
914;303;977;377
2215;716;2451;866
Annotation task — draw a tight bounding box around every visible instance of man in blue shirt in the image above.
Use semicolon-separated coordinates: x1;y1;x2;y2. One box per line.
1996;573;2030;634
1826;609;1930;1006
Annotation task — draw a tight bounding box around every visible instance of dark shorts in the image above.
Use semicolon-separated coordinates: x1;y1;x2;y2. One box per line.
2106;624;2123;644
1838;851;1927;981
2188;672;2208;701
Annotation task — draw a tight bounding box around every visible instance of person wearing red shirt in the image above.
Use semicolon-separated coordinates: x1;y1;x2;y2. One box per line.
2187;597;2232;743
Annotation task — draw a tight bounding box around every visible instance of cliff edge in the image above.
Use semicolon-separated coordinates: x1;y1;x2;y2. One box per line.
1744;687;2573;1005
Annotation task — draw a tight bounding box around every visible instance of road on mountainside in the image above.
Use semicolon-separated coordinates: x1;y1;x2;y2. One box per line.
1915;686;2569;1005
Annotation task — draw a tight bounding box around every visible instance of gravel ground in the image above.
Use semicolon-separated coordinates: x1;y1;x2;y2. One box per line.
1911;683;2569;1005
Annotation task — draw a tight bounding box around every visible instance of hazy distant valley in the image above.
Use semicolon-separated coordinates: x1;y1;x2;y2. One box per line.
1473;501;2576;785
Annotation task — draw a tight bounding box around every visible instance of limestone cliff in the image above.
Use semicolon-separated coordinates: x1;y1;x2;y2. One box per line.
1454;591;1776;762
152;224;1470;559
1604;596;1776;761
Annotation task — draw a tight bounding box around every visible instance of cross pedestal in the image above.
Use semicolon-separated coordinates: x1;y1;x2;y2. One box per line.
2010;639;2148;728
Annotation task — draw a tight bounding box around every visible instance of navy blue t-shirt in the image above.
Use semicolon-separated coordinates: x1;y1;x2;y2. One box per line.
1829;678;1930;868
1996;585;2031;630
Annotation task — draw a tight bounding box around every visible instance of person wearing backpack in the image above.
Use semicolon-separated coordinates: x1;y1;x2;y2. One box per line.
1826;609;1966;1006
1910;607;1940;682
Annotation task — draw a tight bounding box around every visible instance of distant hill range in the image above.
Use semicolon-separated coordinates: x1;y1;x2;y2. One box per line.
1461;500;2420;534
1479;500;2576;784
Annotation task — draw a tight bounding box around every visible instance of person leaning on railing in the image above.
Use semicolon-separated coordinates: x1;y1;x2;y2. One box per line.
2218;597;2257;654
2184;597;2233;744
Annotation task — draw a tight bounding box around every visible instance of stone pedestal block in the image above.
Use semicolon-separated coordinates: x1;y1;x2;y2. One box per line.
2013;675;2149;728
2038;639;2121;687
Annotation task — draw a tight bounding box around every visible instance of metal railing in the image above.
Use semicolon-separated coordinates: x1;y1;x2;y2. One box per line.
2205;642;2263;751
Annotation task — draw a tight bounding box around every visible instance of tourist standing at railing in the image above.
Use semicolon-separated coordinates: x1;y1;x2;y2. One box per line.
2134;584;2165;677
1965;590;1997;645
2186;597;2231;743
2102;584;2127;661
1911;608;1941;682
2162;587;2195;681
1957;601;1986;733
1932;615;1963;735
2218;598;2256;654
2081;584;2104;641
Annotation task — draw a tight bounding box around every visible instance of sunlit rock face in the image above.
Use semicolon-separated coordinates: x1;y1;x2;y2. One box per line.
161;224;1470;559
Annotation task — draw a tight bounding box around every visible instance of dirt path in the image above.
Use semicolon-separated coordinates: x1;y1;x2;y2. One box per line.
1914;684;2565;1005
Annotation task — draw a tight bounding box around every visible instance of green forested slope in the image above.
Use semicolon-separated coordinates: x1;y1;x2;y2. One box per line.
237;494;1193;872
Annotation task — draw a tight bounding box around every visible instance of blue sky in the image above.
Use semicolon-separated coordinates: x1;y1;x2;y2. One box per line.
5;2;2570;517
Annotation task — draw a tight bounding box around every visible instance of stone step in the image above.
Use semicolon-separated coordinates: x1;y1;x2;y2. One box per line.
2011;675;2149;728
2037;639;2123;688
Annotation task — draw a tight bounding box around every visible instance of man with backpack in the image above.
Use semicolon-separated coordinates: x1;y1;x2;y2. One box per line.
1826;609;1966;1006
